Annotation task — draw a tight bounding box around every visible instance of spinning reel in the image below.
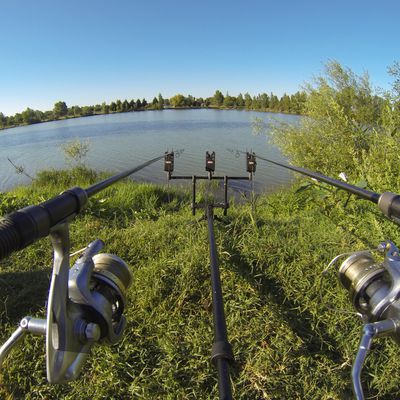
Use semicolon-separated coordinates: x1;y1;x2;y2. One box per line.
0;223;132;383
325;241;400;399
0;156;166;383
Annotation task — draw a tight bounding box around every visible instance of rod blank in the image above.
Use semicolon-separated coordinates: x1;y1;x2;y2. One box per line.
254;153;400;223
254;154;380;203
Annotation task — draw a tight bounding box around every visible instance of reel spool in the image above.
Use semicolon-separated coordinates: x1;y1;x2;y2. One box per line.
91;253;133;336
338;253;387;318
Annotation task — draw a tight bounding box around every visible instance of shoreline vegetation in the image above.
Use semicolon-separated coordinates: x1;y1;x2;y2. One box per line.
0;90;307;131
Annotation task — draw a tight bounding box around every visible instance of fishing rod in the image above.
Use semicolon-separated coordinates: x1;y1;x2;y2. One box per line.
253;152;400;400
252;153;400;222
164;150;256;400
0;154;165;383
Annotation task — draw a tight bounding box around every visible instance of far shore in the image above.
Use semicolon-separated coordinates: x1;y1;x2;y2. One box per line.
0;106;301;132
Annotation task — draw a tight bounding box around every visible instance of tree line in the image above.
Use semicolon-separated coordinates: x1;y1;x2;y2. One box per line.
1;89;310;130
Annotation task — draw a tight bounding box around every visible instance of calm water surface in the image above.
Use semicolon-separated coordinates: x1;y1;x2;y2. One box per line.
0;109;298;193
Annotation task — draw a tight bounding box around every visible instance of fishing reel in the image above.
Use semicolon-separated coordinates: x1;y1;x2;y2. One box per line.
0;222;132;383
331;241;400;399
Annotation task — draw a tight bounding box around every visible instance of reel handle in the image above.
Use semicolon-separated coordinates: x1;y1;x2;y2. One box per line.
0;317;46;368
352;320;398;400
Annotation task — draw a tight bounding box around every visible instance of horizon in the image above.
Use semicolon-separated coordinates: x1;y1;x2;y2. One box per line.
1;89;303;117
1;0;398;116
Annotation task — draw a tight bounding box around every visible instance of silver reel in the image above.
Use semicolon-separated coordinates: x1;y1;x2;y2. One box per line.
0;222;132;383
328;241;400;399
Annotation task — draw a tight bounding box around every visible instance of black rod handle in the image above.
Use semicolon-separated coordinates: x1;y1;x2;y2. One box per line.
0;187;87;260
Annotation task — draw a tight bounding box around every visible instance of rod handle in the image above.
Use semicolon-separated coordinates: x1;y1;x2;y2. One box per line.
0;187;87;260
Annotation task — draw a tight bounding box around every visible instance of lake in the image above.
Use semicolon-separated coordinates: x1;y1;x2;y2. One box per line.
0;109;299;193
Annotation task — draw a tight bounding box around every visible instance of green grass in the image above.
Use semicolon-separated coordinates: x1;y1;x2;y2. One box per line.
1;167;400;399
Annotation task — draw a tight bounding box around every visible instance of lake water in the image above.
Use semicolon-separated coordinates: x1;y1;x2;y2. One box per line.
0;109;299;193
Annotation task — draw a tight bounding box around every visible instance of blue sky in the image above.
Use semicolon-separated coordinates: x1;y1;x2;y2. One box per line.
0;0;398;115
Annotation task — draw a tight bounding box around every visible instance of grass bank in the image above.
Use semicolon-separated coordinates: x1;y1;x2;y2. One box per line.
1;167;399;399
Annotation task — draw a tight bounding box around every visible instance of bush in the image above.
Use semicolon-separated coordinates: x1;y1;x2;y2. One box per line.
269;61;400;193
61;139;90;166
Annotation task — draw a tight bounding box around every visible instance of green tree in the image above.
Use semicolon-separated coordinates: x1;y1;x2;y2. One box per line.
71;105;82;117
244;93;252;109
135;99;142;110
0;112;5;128
388;62;400;98
212;90;224;106
21;108;40;124
53;101;68;119
110;102;116;112
43;110;54;120
186;95;195;107
6;115;14;127
223;93;236;108
290;91;307;114
81;106;94;116
269;93;279;110
101;102;110;114
158;93;164;109
236;93;244;107
279;94;291;112
252;95;261;110
259;93;270;109
116;100;122;112
152;97;159;108
170;94;186;108
14;113;23;124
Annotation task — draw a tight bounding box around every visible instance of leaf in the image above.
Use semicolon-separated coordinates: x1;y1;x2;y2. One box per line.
295;183;312;194
355;179;368;189
315;190;329;200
